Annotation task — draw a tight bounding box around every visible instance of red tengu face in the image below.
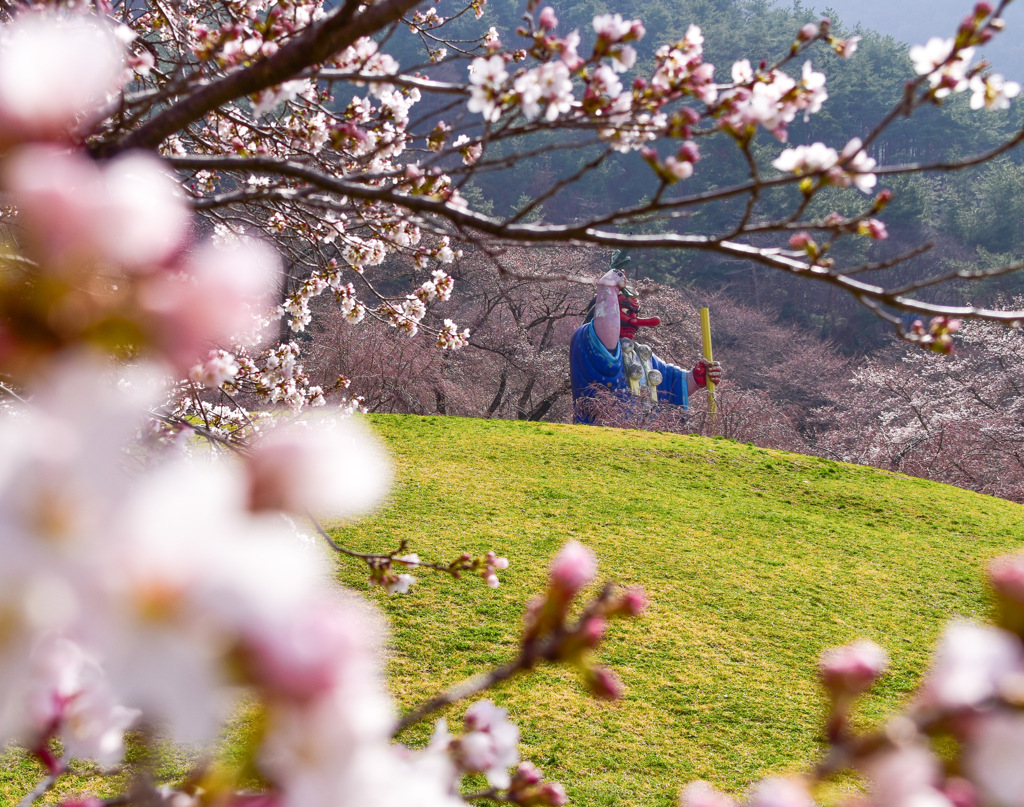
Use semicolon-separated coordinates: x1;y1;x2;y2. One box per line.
618;289;661;340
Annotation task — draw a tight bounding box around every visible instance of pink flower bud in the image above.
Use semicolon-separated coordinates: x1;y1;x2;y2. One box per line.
798;23;818;42
975;1;993;17
540;782;568;807
942;777;977;807
679;781;736;807
610;585;649;617
987;553;1024;634
818;639;889;695
789;232;814;250
586;665;622;700
549;540;597;595
989;553;1024;602
678;141;700;163
513;761;544;787
580;615;607;648
858;219;888;240
538;7;559;30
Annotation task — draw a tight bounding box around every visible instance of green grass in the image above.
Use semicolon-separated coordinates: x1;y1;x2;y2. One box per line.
333;416;1024;806
4;414;1024;806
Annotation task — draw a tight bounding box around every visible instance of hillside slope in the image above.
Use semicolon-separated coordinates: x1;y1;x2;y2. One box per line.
336;415;1024;807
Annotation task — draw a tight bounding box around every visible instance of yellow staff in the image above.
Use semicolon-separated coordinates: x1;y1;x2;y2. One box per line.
700;307;716;416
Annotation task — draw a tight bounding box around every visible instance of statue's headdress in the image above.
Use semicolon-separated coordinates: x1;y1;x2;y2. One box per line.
587;251;660;339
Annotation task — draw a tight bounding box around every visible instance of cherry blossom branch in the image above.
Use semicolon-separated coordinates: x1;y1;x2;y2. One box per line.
100;0;426;154
396;552;646;734
16;773;58;807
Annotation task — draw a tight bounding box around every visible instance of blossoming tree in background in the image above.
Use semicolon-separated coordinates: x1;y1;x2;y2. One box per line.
6;0;1024;805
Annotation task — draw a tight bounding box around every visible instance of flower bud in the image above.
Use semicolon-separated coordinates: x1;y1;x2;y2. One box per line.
548;540;597;597
789;232;815;254
989;553;1024;635
513;761;544;787
679;782;736;807
539;782;568;806
798;23;818;42
585;665;622;700
609;585;649;617
678;141;700;164
818;638;889;696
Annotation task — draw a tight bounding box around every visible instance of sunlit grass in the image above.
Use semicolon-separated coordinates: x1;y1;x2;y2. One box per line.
4;415;1023;806
334;415;1024;806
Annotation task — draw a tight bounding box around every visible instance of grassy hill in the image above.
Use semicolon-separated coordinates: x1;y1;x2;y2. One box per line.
4;414;1024;806
334;415;1024;807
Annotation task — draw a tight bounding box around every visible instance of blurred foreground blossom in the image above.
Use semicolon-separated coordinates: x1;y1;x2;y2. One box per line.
0;357;458;805
0;14;123;148
245;414;393;519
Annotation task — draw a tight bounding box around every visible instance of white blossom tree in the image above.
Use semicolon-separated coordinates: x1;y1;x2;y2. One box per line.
813;313;1024;502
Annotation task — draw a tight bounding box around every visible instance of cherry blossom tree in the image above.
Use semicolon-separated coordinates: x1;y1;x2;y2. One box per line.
813;313;1024;503
7;1;1024;806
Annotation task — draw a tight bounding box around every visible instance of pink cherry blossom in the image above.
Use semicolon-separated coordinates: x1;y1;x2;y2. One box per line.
139;235;281;367
819;638;889;695
457;699;521;788
0;13;124;146
744;777;815;807
963;712;1024;807
515;62;574;121
680;780;737;807
917;620;1024;711
773;142;839;174
549;540;598;595
467;55;509;122
538;7;559;31
864;743;948;807
244;414;392;519
3;146;190;272
969;73;1021;110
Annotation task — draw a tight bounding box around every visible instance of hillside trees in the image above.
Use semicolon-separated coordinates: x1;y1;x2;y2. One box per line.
9;0;1024;805
814;314;1024;503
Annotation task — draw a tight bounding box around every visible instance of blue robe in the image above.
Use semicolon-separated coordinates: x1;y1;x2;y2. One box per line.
569;322;689;425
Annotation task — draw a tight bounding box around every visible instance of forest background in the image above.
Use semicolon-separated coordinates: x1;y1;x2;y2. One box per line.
295;0;1024;504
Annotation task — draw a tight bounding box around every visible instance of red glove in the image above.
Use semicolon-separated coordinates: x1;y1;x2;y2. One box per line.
692;360;721;388
692;361;707;388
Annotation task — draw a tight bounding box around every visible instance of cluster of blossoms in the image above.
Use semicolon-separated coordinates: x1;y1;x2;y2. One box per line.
463;11;851;180
909;2;1021;108
0;11;531;806
773;138;878;192
909;315;962;354
521;541;649;700
0;4;474;431
717;60;828;142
